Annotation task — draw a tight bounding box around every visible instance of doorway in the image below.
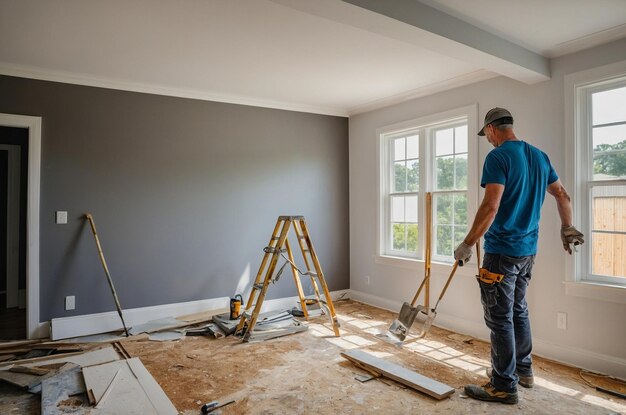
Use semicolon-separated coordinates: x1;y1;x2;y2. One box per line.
0;127;28;339
0;113;41;339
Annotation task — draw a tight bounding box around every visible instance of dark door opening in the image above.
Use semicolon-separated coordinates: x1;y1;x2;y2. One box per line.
0;126;28;340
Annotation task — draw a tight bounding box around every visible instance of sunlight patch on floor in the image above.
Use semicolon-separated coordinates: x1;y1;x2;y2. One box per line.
534;377;579;396
581;393;626;413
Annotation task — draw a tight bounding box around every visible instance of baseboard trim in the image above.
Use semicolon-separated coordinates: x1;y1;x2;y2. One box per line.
346;289;626;380
50;289;350;341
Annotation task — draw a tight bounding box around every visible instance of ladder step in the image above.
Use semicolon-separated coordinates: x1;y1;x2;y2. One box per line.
302;271;317;277
253;283;265;290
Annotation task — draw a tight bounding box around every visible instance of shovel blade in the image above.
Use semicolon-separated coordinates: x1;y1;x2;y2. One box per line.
385;302;419;342
412;307;437;339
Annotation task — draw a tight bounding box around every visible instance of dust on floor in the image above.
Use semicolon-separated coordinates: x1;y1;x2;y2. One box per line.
1;300;625;414
126;300;626;414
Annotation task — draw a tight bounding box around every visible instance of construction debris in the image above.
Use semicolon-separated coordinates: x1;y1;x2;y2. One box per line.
341;349;455;400
0;341;177;414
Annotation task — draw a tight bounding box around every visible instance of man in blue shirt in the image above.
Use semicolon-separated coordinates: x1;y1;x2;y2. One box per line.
454;107;584;404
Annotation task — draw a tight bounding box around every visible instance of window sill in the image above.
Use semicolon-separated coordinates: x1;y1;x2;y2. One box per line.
563;281;626;304
375;254;478;277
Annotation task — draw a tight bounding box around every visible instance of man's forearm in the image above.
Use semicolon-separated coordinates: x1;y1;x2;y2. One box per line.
463;202;497;246
556;195;573;227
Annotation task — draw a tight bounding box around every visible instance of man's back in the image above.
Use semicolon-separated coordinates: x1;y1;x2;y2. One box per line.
481;140;558;256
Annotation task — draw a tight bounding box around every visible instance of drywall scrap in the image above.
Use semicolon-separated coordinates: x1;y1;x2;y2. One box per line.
0;343;177;414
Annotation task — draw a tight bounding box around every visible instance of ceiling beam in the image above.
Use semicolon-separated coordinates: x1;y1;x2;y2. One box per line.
272;0;550;84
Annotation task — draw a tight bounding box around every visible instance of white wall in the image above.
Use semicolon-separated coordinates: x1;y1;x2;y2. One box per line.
349;38;626;378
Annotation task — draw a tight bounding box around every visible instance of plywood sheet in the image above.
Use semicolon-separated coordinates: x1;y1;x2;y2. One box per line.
341;349;455;400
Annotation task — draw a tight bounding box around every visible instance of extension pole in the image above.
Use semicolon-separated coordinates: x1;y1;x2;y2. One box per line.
85;213;130;336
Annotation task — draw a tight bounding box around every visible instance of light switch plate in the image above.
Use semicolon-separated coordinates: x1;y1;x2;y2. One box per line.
56;211;68;224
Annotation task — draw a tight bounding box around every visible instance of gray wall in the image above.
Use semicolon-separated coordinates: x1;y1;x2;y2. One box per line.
0;75;349;321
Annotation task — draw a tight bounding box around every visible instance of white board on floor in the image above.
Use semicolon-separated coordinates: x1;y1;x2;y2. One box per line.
82;358;177;415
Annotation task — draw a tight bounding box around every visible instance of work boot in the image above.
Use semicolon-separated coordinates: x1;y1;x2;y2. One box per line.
464;382;519;404
486;367;534;388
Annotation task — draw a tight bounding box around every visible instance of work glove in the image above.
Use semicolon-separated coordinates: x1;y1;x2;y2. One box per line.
561;225;584;254
454;242;473;266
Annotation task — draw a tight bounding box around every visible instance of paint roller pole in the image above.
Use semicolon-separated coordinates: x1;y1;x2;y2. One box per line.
85;213;130;337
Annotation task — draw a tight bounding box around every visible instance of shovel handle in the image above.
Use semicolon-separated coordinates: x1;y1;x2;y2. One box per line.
433;260;459;311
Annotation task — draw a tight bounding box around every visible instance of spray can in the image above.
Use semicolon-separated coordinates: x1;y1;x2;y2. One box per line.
229;294;243;320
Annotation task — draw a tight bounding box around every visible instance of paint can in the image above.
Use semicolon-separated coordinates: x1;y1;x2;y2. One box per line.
229;294;243;320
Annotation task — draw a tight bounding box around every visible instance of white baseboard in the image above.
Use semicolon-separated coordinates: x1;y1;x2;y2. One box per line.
49;289;350;341
346;289;626;380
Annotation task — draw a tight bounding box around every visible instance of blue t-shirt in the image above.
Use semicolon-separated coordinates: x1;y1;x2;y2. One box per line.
481;140;558;256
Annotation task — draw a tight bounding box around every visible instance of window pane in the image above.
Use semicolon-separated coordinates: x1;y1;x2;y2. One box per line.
592;186;626;232
393;223;406;250
436;194;453;225
593;152;626;180
435;128;454;156
407;134;419;159
454;193;468;226
592;86;626;126
593;124;626;148
436;225;453;257
436;155;454;190
394;161;407;192
591;185;626;278
407;224;418;252
391;196;405;222
406;195;418;223
394;137;405;161
592;233;626;278
407;159;419;191
455;155;468;189
455;125;468;153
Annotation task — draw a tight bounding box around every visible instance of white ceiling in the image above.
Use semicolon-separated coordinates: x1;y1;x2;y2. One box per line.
1;0;625;116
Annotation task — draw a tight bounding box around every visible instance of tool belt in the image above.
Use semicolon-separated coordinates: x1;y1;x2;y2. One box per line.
477;268;504;285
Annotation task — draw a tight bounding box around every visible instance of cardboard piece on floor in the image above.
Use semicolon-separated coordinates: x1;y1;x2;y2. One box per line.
0;345;121;371
148;331;184;342
82;358;177;415
41;365;88;415
128;317;184;335
341;349;455;400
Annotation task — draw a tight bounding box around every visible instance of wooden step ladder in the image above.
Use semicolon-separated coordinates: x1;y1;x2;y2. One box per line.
235;216;341;341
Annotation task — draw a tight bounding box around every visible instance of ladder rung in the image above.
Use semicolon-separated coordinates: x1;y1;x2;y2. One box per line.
302;271;317;277
253;283;265;290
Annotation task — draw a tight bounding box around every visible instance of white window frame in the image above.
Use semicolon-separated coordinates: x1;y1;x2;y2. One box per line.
564;60;626;303
376;105;479;266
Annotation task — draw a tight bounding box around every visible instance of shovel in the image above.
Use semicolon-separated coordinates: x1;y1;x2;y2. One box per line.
381;193;433;344
410;243;481;340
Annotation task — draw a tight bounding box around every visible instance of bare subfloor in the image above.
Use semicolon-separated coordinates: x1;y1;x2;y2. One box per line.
2;300;625;414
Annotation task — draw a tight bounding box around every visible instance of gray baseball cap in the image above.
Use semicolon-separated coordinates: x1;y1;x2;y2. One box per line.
478;107;513;136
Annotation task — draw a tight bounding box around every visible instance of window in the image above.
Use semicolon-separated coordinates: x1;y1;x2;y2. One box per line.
378;106;477;262
575;75;626;285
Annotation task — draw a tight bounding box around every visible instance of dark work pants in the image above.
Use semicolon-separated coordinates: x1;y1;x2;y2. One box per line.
480;253;535;393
